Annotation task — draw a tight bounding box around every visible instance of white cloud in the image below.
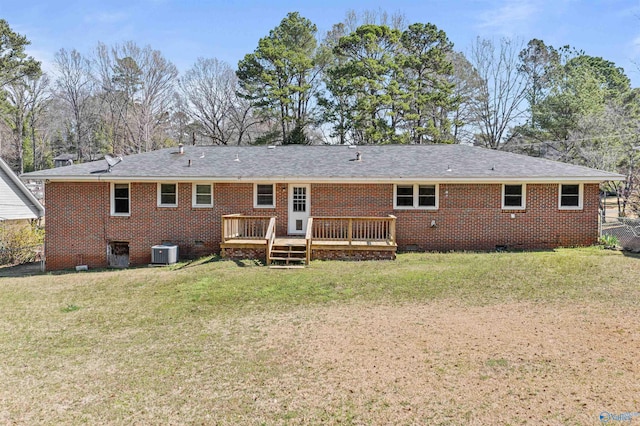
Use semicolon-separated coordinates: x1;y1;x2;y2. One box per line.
476;0;539;36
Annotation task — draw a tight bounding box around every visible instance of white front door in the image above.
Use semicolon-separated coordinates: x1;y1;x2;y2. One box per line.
288;184;310;235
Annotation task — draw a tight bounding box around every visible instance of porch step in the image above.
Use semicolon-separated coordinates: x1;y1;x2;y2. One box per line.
268;265;306;269
269;256;306;262
271;249;306;255
268;240;308;267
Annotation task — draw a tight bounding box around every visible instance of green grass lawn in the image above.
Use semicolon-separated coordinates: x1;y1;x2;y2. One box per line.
1;247;639;424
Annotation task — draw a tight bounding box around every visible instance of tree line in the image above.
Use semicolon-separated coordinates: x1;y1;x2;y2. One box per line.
1;11;639;213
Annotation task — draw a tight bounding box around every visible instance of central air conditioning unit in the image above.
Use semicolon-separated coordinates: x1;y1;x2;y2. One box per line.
151;244;178;265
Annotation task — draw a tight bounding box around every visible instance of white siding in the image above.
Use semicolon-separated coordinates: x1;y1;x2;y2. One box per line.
0;160;43;221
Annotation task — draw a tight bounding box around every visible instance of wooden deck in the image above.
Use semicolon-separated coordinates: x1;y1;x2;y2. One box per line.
220;214;397;266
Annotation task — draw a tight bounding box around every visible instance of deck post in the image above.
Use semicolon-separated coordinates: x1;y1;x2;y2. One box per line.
348;218;353;245
266;217;276;266
389;215;397;244
305;217;313;265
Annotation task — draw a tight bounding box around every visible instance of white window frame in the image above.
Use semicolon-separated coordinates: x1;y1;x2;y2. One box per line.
254;183;276;208
110;182;130;217
157;182;178;207
393;184;439;210
502;184;526;210
558;183;583;210
192;183;213;208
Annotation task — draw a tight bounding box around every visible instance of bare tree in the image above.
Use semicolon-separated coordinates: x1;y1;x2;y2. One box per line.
1;79;29;172
25;73;51;170
177;57;259;145
94;41;178;154
469;37;528;149
343;8;408;33
448;51;484;144
1;73;51;172
54;48;95;160
94;42;128;154
569;103;639;217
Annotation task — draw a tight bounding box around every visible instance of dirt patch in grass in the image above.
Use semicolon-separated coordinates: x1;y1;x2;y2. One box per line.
7;300;624;425
233;301;638;425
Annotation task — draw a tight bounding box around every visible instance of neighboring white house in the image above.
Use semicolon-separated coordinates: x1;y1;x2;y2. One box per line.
0;158;44;223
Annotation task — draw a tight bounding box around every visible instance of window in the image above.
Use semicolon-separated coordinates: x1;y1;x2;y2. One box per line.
559;184;582;209
396;185;414;207
192;183;213;208
254;184;275;208
292;186;306;212
418;185;437;207
158;183;177;207
502;184;526;209
394;184;438;209
111;183;130;216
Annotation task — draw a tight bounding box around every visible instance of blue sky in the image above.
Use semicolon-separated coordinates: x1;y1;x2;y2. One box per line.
3;0;640;85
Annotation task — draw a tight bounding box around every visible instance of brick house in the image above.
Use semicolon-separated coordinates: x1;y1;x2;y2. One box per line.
22;144;622;270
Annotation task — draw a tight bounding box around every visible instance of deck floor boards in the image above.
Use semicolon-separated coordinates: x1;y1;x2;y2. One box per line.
222;238;396;249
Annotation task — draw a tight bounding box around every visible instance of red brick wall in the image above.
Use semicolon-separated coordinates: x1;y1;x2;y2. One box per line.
44;181;600;270
309;183;598;250
392;183;599;251
44;181;291;270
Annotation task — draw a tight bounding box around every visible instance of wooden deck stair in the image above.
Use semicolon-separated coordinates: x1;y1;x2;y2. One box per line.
269;238;307;268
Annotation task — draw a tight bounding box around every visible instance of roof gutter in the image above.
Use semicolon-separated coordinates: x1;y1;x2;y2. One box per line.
33;175;625;184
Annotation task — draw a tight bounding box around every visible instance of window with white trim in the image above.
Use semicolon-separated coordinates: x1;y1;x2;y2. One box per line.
192;183;213;207
559;184;582;209
502;184;526;209
254;184;275;208
394;184;438;209
111;183;130;216
158;183;177;207
418;185;436;207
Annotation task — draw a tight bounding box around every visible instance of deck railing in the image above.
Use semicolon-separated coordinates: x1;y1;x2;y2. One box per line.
308;215;396;245
222;214;274;243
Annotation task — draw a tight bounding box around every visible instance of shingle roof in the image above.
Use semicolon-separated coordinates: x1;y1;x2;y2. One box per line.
21;144;624;183
1;158;44;221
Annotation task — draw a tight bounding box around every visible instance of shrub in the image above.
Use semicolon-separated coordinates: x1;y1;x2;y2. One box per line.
0;222;44;265
599;234;619;249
